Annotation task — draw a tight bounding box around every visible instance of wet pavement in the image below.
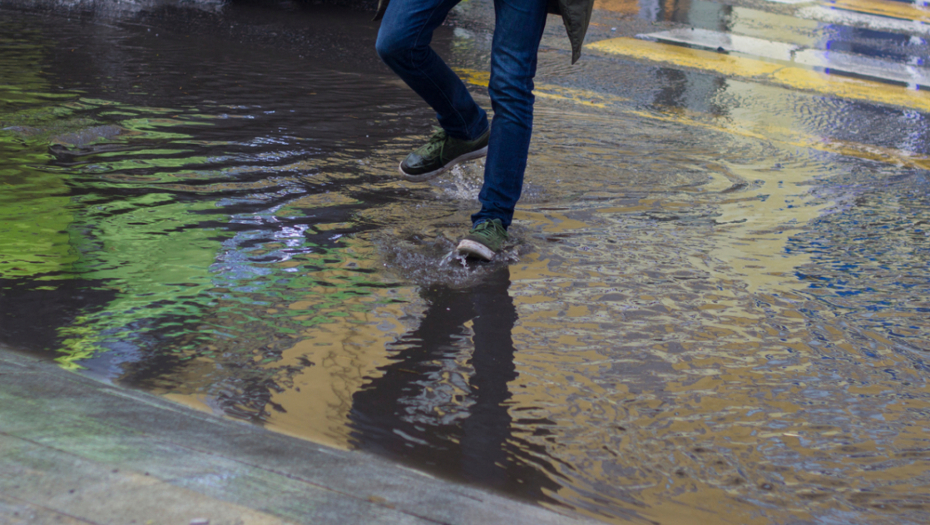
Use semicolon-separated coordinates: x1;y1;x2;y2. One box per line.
1;0;930;523
0;348;594;525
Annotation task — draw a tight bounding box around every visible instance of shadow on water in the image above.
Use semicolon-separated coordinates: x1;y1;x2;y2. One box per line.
349;267;566;501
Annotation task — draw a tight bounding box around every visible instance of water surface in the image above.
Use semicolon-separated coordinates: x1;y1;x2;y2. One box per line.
2;3;930;524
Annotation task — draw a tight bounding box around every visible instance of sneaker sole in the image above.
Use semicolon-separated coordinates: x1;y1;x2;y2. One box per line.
398;146;488;183
456;239;496;261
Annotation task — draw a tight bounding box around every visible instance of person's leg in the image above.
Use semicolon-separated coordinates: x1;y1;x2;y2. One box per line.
470;0;548;229
375;0;488;141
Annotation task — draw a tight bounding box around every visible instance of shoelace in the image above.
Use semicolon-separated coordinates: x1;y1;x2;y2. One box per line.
421;128;447;159
472;221;498;238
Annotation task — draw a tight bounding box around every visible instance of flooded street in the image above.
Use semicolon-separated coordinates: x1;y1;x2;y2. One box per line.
2;0;930;523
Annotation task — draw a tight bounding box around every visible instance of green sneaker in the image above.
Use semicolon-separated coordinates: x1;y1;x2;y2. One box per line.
399;127;489;182
456;219;508;261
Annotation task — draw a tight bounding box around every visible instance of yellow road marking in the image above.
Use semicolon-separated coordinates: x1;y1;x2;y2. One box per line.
454;66;930;172
592;0;930;26
627;107;930;171
830;0;930;23
454;68;629;108
594;37;784;77
592;0;641;15
586;37;930;112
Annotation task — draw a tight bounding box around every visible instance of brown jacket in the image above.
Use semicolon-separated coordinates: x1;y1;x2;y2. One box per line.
374;0;594;64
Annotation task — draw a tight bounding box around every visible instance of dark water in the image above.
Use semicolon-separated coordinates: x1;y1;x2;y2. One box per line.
2;2;930;524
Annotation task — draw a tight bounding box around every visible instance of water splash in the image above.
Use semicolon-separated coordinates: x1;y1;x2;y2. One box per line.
373;228;529;289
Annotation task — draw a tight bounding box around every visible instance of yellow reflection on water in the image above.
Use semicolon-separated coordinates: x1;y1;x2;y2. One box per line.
262;286;421;449
499;197;930;523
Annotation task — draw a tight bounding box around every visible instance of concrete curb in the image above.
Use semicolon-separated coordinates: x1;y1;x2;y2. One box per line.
0;348;602;525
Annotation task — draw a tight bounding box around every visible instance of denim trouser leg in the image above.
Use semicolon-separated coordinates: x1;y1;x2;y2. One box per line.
377;0;548;229
472;0;548;229
376;0;489;140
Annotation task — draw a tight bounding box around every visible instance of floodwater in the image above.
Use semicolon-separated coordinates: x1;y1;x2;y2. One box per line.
2;1;930;523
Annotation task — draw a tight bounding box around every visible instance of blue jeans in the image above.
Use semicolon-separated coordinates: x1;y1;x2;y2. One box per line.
376;0;549;229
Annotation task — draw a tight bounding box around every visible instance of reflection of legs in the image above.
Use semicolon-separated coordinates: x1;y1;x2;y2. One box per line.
348;283;478;457
471;0;548;228
375;0;488;140
461;268;518;486
349;268;560;497
350;269;515;478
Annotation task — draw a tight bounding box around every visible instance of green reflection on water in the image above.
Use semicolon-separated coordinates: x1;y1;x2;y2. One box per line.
0;30;83;281
3;96;382;371
0;132;78;280
0;44;379;374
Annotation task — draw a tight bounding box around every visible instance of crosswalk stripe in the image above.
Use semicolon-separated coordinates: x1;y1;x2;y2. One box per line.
586;37;930;111
830;0;930;23
642;28;930;87
643;29;798;62
800;5;930;35
715;6;823;48
792;48;929;87
591;0;930;36
453;67;930;172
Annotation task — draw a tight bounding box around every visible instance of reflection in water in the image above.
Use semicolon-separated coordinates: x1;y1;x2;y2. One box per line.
640;0;732;118
350;267;562;499
2;2;930;524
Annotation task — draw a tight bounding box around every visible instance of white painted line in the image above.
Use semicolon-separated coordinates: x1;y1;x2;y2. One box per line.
640;28;930;87
794;48;930;87
727;6;823;48
642;28;800;61
799;6;930;36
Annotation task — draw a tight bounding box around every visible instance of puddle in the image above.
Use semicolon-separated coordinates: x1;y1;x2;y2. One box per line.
2;2;930;524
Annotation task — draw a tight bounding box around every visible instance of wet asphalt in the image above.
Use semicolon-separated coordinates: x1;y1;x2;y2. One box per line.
2;0;930;523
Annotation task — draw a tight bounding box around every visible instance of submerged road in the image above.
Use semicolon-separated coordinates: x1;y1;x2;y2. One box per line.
1;0;929;523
